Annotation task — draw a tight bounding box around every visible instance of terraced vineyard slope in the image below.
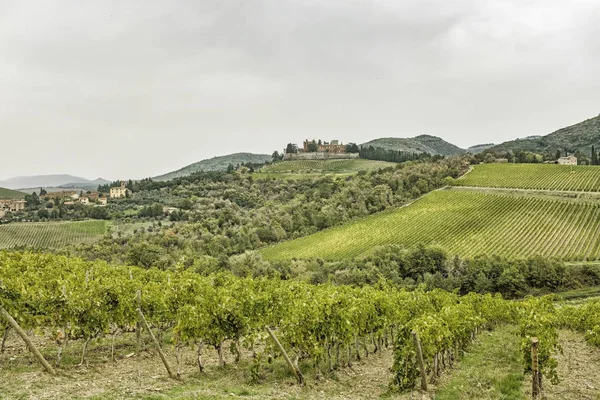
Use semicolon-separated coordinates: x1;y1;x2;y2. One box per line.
260;159;396;173
0;220;108;249
261;190;600;261
455;164;600;192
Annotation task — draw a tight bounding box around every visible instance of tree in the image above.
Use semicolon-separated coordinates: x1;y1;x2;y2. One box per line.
25;192;40;209
285;143;298;154
39;188;47;196
37;209;49;219
89;207;109;220
307;140;318;153
345;143;359;153
226;164;235;173
272;151;283;162
592;146;597;166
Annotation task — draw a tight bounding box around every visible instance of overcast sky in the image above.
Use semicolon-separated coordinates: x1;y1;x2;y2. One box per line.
1;0;599;180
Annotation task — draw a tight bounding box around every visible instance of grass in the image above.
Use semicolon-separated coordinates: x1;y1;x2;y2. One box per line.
454;163;600;192
0;220;108;249
434;325;525;400
261;189;600;261
0;186;26;199
259;159;396;174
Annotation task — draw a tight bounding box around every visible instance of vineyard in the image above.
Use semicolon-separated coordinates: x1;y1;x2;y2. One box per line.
260;159;396;173
261;189;600;261
0;252;598;399
0;220;108;249
454;164;600;192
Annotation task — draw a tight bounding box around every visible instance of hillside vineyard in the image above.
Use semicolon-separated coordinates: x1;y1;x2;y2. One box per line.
455;164;600;192
262;189;600;261
0;220;108;249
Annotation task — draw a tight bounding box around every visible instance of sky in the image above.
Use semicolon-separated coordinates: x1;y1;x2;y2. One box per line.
1;0;599;180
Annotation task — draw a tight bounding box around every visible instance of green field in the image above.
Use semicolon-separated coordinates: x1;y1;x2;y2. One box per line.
455;163;600;192
261;190;600;261
260;159;396;173
0;187;26;199
0;220;108;249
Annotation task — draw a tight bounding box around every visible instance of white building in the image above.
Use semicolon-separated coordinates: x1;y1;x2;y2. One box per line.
557;156;577;166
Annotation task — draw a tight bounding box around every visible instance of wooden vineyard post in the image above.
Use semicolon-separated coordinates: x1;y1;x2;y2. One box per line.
531;337;540;399
412;331;428;391
134;278;142;354
0;306;56;375
265;325;305;386
136;290;178;380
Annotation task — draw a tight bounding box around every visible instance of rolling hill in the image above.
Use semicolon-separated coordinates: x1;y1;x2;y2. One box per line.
490;114;600;155
0;187;26;199
467;143;495;154
153;153;272;181
361;135;465;156
0;175;109;190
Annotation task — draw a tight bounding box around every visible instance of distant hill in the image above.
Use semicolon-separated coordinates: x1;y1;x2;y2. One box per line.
490;114;600;155
360;135;465;156
467;143;495;154
0;187;26;199
0;175;109;190
154;153;272;181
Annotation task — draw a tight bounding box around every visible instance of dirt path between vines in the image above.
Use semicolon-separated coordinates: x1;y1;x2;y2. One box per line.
523;330;600;400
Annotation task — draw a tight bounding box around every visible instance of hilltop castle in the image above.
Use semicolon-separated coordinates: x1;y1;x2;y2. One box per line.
302;139;346;154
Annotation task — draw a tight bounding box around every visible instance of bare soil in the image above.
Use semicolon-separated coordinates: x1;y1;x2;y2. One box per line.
0;329;425;400
523;330;600;400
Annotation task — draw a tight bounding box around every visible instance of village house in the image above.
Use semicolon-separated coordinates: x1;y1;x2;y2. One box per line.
558;156;577;165
98;197;108;206
79;197;90;205
110;182;130;199
0;199;26;218
0;199;26;212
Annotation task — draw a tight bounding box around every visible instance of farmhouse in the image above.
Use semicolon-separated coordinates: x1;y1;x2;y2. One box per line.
0;199;26;217
98;197;108;206
0;199;26;212
79;197;90;205
110;182;130;198
557;156;577;165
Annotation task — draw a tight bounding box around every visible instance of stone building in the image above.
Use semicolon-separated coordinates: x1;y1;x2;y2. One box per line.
303;139;347;154
110;182;130;198
557;156;577;165
0;199;26;216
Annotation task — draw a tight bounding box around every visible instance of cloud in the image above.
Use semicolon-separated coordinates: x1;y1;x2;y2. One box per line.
0;0;599;179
